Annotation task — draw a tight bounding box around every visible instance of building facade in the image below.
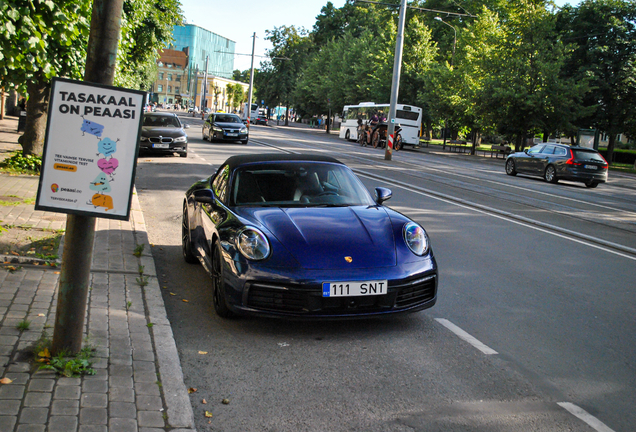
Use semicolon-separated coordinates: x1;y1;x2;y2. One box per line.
171;24;236;86
191;75;249;113
149;49;189;106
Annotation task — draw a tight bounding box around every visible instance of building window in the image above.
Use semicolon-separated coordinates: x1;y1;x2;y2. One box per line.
175;87;180;94
176;76;181;82
158;72;164;80
168;85;172;93
167;74;172;81
157;84;163;92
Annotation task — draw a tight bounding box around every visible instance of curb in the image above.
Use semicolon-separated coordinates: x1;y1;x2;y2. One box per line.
129;189;196;429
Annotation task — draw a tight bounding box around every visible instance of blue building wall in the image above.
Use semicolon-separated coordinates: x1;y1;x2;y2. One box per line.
171;24;235;80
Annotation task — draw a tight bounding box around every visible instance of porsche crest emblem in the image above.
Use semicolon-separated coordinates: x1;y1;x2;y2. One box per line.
345;256;353;263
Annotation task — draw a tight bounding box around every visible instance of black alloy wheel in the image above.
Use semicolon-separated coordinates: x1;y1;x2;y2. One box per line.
181;202;197;264
505;158;517;176
544;165;558;183
585;181;599;188
212;242;233;318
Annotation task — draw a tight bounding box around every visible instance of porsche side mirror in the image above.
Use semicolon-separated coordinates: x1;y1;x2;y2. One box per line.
193;189;216;205
375;187;392;205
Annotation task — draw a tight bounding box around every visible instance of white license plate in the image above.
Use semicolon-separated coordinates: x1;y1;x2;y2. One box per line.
226;133;238;137
584;164;598;170
153;143;169;149
322;280;388;297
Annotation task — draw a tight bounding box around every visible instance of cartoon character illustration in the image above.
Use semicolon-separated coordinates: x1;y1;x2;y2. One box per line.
89;193;114;211
97;137;119;158
80;117;104;138
97;157;119;178
89;173;111;193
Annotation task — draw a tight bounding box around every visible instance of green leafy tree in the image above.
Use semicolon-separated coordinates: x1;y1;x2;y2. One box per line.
0;0;181;156
0;0;92;156
558;0;636;162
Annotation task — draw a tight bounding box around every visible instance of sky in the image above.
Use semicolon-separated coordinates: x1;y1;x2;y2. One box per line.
178;0;346;72
178;0;578;73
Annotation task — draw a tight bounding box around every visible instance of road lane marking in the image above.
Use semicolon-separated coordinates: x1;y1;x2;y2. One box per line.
557;402;616;432
435;318;498;355
252;139;636;260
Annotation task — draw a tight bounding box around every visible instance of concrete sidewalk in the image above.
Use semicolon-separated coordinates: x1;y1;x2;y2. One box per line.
0;115;195;431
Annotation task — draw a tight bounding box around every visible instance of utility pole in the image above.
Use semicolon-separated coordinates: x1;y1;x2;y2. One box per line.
202;55;209;110
247;32;256;124
385;0;407;161
51;0;124;355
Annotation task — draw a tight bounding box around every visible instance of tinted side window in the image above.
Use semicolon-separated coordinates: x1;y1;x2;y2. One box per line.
542;145;556;154
211;165;230;204
554;147;567;156
528;145;545;155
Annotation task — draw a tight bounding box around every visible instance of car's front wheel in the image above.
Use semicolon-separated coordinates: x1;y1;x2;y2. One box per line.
585;181;599;188
505;158;517;176
345;129;350;141
544;165;558;183
212;242;233;318
241;139;248;145
181;202;197;264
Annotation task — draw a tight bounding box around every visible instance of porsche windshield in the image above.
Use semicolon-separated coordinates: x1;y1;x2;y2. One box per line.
231;162;375;207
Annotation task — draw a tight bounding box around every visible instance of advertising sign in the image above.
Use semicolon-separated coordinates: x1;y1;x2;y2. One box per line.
35;77;145;220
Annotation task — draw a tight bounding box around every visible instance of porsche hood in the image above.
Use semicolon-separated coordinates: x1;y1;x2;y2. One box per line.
237;206;397;269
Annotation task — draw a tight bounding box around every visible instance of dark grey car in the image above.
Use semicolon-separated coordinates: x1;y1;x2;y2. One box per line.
202;113;249;144
505;143;608;188
139;112;189;158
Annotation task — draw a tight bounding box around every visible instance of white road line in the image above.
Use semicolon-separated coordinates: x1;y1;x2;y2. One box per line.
434;318;498;355
557;402;616;432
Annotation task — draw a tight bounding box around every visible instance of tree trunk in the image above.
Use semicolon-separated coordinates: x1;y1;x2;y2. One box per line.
284;104;289;126
606;133;616;165
425;120;432;141
21;76;50;156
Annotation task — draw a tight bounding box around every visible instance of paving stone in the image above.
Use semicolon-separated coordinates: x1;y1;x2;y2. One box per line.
108;417;138;432
82;379;108;393
134;370;157;383
6;362;30;372
136;395;163;411
109;364;132;377
15;424;46;432
54;385;81;400
0;399;21;415
5;372;30;385
134;382;160;396
78;425;107;432
110;401;137;419
81;392;108;408
0;384;25;399
79;407;107;425
25;378;54;393
109;386;134;402
0;415;17;431
18;407;49;424
57;377;81;386
24;392;52;407
110;375;133;388
50;399;79;416
137;411;165;428
48;415;78;432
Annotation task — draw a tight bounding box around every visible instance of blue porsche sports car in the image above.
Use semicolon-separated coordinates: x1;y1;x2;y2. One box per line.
182;153;438;318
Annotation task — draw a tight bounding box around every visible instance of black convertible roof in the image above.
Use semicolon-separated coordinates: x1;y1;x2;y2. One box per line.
224;153;342;170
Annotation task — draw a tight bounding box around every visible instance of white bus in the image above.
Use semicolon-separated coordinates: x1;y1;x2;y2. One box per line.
241;103;259;122
339;102;423;146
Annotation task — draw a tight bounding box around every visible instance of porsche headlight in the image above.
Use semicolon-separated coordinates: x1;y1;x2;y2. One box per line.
236;227;270;260
403;222;429;256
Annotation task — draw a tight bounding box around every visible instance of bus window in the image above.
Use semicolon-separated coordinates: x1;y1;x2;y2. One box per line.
396;109;419;121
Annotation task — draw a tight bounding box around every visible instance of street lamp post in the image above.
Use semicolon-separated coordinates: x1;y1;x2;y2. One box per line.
434;17;457;150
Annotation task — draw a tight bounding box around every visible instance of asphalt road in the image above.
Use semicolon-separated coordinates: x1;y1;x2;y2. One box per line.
134;114;636;431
